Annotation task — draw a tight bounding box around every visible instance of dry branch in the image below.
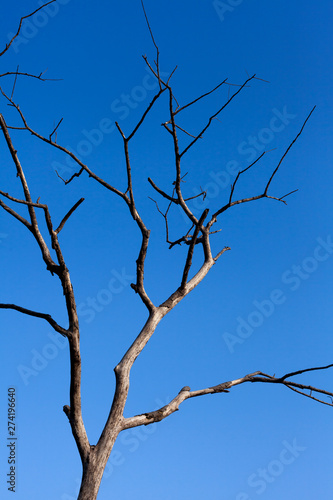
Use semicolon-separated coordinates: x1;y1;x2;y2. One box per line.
180;75;256;157
0;70;59;81
0;303;68;336
55;198;85;234
0;114;89;464
123;364;333;429
206;107;315;228
264;105;316;195
0;1;57;57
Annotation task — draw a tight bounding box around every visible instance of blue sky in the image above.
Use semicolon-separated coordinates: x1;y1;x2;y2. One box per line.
0;1;333;499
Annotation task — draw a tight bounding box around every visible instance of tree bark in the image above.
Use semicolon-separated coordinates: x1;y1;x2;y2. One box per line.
77;451;104;500
77;445;112;500
77;422;122;500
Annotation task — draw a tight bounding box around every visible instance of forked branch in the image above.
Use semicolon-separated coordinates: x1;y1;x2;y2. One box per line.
123;363;333;429
181;209;209;288
207;107;316;228
264;105;316;195
0;111;89;464
0;70;59;82
180;75;257;157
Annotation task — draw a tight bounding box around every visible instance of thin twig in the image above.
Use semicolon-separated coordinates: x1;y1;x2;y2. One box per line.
140;1;161;88
180;75;256;157
0;71;60;82
181;209;209;288
10;65;19;99
122;364;333;430
55;198;85;234
0;303;68;336
0;2;57;57
50;118;63;143
264;106;316;195
208;109;315;225
174;78;228;116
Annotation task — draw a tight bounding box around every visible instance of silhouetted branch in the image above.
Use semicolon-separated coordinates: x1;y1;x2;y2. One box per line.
10;65;19;99
174;124;198;139
228;150;269;204
0;1;57;57
173;78;228;115
180;75;256;157
128;88;166;140
148;177;178;203
181;209;209;288
264;106;316;195
49;118;63;142
141;0;161;89
207;108;314;228
0;303;68;336
0;196;31;229
55;198;85;234
0;70;59;81
278;363;333;381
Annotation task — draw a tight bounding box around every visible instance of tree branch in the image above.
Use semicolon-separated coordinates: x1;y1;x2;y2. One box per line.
0;197;31;229
207;108;315;227
279;363;333;381
0;70;60;82
140;0;162;89
114;123;154;312
148;177;178;203
264;106;316;195
123;364;333;429
181;209;209;289
0;1;57;57
1;113;90;465
0;113;62;273
127;88;166;140
49;117;63;143
55;198;85;234
173;78;228;116
228;150;269;205
0;303;68;336
180;75;256;157
165;85;198;226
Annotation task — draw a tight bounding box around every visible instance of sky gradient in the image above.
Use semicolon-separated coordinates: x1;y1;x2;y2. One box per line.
0;1;333;499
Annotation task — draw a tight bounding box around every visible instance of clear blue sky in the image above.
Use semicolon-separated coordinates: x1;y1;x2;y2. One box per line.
0;1;333;499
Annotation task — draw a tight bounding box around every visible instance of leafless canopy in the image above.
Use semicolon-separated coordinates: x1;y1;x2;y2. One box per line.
0;3;331;500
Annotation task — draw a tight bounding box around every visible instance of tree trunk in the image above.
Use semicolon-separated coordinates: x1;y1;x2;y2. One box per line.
77;448;108;500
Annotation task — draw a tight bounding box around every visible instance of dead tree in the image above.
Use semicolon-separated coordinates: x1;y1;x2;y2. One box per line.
0;3;332;499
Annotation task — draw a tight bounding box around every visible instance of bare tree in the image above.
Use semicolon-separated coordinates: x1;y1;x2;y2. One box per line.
0;3;332;499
